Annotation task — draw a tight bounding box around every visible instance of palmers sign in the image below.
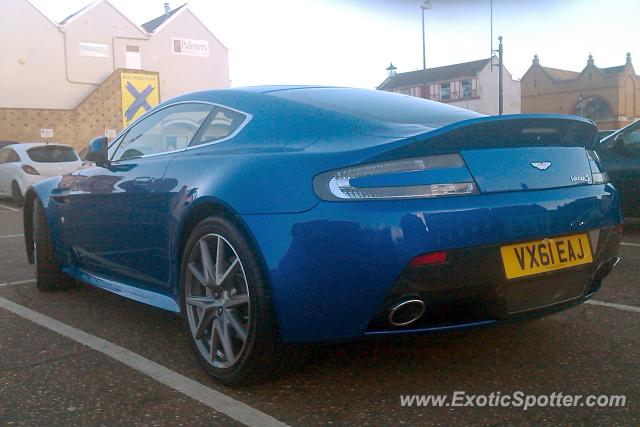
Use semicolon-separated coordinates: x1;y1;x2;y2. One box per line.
171;38;210;57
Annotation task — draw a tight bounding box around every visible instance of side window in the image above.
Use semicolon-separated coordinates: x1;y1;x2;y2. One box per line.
623;127;640;148
108;133;127;160
111;103;212;161
6;149;20;163
190;107;248;147
0;149;9;164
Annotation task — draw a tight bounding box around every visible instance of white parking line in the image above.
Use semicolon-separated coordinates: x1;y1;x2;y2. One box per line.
621;242;640;248
0;204;19;212
0;279;36;287
0;233;24;239
586;299;640;313
0;296;289;427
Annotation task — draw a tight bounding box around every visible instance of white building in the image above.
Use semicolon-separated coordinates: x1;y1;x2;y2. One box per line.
0;0;230;109
377;58;521;115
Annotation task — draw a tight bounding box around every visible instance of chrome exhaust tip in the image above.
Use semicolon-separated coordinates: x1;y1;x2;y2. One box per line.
388;299;426;327
594;256;621;281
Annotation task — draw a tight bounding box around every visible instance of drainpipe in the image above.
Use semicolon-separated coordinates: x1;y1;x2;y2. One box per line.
58;26;102;86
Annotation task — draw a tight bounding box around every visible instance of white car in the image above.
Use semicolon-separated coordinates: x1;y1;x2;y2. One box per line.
0;143;81;205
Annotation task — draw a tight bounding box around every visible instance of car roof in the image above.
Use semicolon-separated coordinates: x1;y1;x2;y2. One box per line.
233;85;340;93
10;142;72;151
164;86;481;132
168;85;343;103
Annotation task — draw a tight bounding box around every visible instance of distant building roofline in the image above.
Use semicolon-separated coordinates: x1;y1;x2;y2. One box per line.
378;58;493;90
526;53;636;82
58;0;148;37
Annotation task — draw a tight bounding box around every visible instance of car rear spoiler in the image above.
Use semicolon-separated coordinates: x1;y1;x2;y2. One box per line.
366;114;599;162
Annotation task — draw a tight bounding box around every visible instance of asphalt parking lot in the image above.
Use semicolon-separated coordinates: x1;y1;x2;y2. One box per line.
1;201;639;426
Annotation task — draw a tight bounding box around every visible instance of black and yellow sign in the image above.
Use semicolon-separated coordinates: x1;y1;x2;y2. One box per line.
500;233;592;279
120;72;159;127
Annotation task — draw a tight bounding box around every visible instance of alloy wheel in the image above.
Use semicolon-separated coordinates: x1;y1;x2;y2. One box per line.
185;233;250;369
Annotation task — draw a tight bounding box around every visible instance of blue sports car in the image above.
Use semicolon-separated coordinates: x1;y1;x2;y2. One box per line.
23;87;622;385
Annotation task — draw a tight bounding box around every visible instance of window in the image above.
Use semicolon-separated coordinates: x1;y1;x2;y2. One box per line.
79;42;109;58
78;146;88;160
111;103;212;161
27;146;77;163
126;45;141;69
577;96;613;122
0;149;9;164
6;149;20;163
440;83;451;100
191;108;248;146
461;80;472;98
271;87;481;128
622;127;640;148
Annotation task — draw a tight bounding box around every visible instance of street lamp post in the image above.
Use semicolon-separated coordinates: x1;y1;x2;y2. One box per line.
498;36;503;115
577;94;584;117
491;35;504;115
421;1;432;99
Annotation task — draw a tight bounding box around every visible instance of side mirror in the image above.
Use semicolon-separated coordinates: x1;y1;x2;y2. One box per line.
84;136;109;167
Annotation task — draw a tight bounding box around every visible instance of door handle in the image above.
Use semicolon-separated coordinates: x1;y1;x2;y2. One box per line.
133;176;152;185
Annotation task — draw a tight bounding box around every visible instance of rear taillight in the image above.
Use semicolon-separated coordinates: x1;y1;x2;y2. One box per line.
21;165;39;175
313;154;478;201
586;150;609;184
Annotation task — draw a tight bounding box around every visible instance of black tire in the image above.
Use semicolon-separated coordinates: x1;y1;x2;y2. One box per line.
180;216;300;385
12;181;24;207
33;198;76;291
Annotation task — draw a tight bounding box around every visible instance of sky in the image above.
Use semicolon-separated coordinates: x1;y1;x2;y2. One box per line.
28;0;640;89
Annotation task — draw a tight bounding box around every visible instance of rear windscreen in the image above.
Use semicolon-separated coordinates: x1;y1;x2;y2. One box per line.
269;87;483;128
27;146;78;163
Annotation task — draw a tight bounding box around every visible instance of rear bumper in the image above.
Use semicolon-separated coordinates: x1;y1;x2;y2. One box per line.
241;184;622;343
365;226;621;335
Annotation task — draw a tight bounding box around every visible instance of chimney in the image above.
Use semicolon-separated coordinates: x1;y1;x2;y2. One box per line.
626;52;632;65
164;3;170;17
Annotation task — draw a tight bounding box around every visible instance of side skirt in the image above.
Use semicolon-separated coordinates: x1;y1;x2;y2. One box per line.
63;267;181;313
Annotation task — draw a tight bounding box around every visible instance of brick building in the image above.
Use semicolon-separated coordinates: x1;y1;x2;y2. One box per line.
0;0;230;148
521;53;640;130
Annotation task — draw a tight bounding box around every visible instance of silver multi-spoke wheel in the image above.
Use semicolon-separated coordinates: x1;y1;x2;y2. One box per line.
185;233;250;369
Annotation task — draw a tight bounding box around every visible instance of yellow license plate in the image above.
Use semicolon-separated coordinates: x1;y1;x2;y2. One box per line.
500;233;593;279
